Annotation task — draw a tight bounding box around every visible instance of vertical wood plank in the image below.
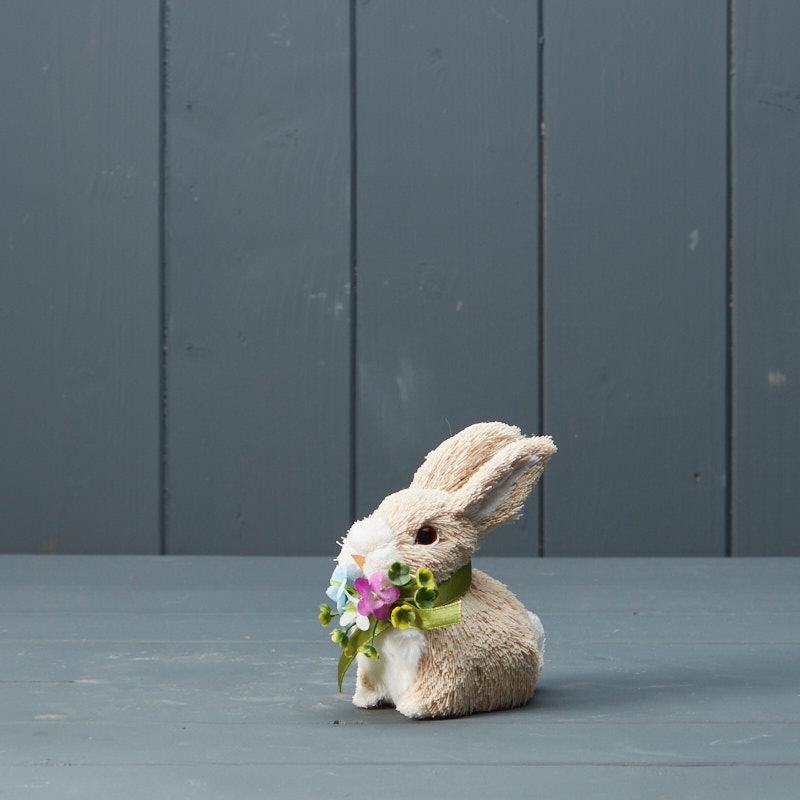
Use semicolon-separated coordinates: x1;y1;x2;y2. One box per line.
543;1;728;555
165;0;351;554
0;1;160;553
732;1;800;555
355;0;542;556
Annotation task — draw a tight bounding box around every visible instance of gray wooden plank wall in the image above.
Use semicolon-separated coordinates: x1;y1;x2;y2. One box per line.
731;1;800;556
543;1;729;556
355;0;542;557
1;1;797;556
165;0;352;554
0;1;161;553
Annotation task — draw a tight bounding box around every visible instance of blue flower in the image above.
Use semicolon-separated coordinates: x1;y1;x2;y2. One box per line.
326;561;360;613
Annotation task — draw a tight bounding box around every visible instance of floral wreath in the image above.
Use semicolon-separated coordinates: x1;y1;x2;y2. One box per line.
319;560;472;690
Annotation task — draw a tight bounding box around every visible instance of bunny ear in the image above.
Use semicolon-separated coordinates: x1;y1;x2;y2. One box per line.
453;435;556;534
411;422;524;492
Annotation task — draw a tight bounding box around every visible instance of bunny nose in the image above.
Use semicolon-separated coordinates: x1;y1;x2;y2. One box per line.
352;554;366;570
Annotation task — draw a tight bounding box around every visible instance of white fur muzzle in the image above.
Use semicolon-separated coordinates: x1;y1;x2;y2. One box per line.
337;515;399;577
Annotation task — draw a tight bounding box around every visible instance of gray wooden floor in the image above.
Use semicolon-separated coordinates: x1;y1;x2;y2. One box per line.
1;556;798;798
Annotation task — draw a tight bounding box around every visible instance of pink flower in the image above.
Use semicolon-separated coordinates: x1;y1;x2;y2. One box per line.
354;572;401;621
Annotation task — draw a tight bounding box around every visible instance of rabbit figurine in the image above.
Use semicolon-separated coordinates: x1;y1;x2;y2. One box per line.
330;422;556;719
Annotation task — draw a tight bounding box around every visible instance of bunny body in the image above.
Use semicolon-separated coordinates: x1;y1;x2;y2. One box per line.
353;568;545;718
335;422;555;719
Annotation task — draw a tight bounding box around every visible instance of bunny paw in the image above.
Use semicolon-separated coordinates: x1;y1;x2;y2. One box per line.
352;684;383;709
395;694;427;719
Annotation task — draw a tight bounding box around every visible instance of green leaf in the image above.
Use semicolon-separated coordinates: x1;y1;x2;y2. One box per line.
359;643;379;659
388;561;411;586
414;586;438;609
416;567;436;589
390;603;417;629
336;619;392;692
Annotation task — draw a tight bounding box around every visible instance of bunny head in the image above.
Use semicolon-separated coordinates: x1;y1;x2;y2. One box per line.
336;423;556;583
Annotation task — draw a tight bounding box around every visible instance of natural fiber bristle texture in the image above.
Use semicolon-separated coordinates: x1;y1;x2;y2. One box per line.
411;422;524;492
343;421;556;718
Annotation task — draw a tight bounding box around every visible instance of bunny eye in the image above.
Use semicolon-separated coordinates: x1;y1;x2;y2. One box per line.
414;525;438;545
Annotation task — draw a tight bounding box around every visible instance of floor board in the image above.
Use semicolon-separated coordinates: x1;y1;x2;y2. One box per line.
1;557;798;798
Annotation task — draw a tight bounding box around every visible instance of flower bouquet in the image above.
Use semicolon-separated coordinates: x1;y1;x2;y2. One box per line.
319;560;471;690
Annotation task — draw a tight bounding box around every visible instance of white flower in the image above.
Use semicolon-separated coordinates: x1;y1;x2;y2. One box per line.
339;609;370;631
